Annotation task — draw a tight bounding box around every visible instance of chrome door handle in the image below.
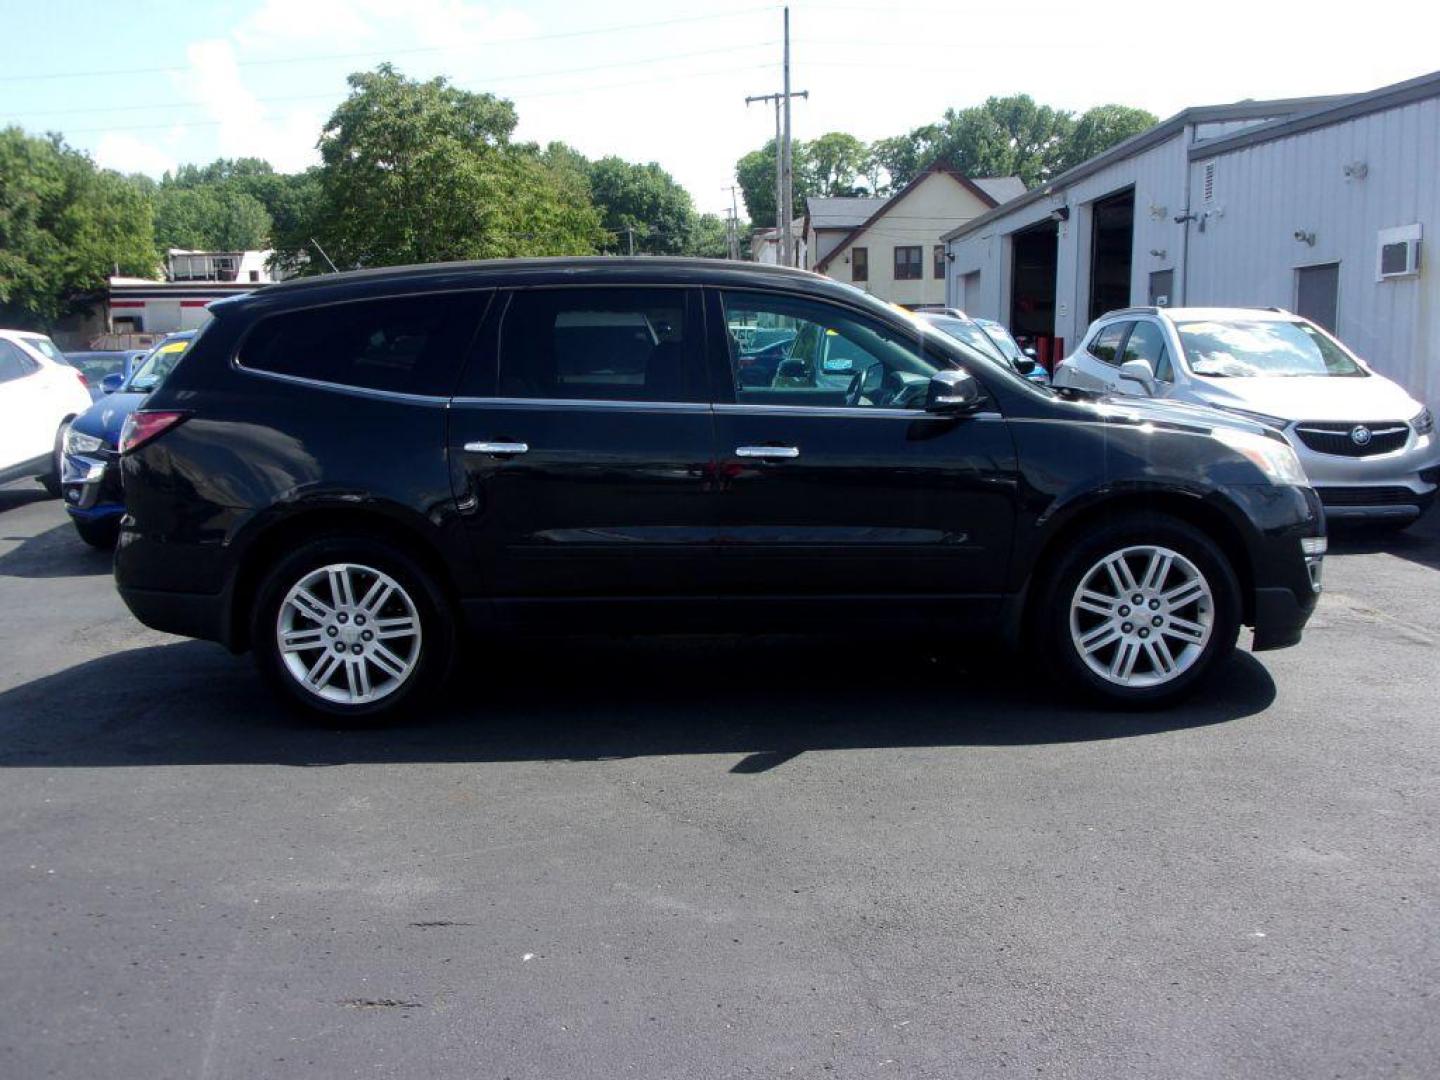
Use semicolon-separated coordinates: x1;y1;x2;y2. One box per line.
464;441;529;456
735;445;799;459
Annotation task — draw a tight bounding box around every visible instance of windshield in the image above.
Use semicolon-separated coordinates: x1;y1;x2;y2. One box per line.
126;337;192;392
973;319;1025;364
1176;319;1365;378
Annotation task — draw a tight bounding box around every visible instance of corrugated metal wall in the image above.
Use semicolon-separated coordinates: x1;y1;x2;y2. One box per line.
1186;97;1439;407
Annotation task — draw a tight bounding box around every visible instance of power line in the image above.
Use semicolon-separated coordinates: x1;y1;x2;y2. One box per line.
45;64;778;136
0;5;781;83
3;42;778;121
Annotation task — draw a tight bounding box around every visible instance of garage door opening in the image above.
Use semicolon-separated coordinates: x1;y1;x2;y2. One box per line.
1089;187;1134;321
1010;220;1058;362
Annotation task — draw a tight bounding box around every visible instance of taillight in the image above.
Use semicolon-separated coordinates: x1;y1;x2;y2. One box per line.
74;370;90;389
119;410;188;454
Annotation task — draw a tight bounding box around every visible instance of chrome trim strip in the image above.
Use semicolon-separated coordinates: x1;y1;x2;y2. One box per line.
736;445;800;459
464;441;529;455
716;403;1003;420
232;364;450;405
450;396;710;413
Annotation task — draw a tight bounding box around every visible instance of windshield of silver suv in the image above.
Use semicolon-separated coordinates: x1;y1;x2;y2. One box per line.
1176;318;1365;378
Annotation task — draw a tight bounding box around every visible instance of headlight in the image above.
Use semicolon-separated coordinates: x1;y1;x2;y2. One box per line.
1212;427;1309;486
1413;407;1434;436
64;427;105;455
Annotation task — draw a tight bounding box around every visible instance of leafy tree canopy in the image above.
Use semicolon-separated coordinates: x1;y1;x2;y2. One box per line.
0;127;155;328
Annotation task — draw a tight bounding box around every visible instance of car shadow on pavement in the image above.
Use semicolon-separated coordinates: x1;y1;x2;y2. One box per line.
0;636;1277;772
1327;508;1440;573
0;519;111;579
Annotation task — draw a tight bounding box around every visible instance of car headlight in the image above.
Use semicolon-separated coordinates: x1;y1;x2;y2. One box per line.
1413;407;1434;436
1212;427;1309;486
64;427;105;455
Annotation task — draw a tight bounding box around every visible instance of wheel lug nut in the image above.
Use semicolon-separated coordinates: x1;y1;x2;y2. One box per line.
326;626;338;637
361;630;374;642
354;614;366;626
337;612;348;624
1118;605;1130;617
1152;616;1163;627
1139;628;1150;639
351;644;363;655
1121;622;1134;634
1149;599;1161;610
334;642;346;653
1133;594;1143;605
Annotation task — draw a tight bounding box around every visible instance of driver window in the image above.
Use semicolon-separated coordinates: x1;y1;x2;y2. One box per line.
721;291;938;409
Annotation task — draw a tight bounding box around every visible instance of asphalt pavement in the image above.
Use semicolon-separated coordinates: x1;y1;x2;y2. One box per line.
1;485;1437;1079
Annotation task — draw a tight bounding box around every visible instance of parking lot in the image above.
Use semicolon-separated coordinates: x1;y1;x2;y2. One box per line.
1;485;1437;1079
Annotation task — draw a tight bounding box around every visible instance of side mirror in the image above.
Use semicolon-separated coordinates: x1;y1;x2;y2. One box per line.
1116;358;1157;396
1013;357;1037;376
101;372;125;394
775;358;808;381
926;368;984;414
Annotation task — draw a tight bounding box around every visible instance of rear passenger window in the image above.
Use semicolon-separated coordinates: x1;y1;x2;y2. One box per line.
0;341;38;384
497;288;698;402
1088;321;1131;365
238;294;484;396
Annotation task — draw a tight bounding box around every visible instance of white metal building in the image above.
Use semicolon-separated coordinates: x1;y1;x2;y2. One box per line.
943;70;1440;408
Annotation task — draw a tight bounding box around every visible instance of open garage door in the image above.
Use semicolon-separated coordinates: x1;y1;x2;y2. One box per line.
1088;188;1134;321
1010;220;1058;363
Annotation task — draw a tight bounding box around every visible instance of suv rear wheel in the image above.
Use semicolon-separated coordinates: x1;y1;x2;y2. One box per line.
1039;515;1241;707
251;536;454;725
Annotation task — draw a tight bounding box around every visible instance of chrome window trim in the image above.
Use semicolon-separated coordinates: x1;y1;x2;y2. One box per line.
232;364;450;406
718;402;1002;420
451;396;710;413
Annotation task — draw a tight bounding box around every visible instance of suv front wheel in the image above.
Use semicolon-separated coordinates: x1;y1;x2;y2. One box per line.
1039;515;1241;707
251;536;454;724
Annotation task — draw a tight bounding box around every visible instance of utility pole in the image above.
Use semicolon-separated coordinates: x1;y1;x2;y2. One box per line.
745;9;807;266
626;226;635;256
723;185;741;260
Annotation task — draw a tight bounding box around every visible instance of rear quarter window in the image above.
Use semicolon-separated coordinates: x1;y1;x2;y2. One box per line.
237;293;486;396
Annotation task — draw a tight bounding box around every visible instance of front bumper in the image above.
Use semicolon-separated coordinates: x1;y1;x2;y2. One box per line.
61;451;124;520
1242;485;1324;651
1282;426;1440;520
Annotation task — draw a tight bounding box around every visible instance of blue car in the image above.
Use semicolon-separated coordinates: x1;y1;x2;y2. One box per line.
65;349;150;401
61;332;196;548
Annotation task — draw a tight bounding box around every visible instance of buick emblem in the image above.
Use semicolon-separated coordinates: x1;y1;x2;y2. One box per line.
1350;425;1373;446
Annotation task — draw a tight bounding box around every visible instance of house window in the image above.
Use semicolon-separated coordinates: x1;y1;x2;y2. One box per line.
852;247;868;282
894;246;922;280
934;245;945;279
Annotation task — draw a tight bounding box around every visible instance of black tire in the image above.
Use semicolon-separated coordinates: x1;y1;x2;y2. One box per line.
1036;514;1241;708
250;535;455;727
73;517;120;549
39;421;67;497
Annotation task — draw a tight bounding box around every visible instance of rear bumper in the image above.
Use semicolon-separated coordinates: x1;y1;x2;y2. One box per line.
117;584;229;646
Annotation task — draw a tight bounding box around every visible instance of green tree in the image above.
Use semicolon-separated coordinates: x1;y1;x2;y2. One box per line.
587;156;697;255
154;185;272;251
1058;105;1158;173
802;131;871;197
735;138;819;224
0;127;155;329
685;213;730;259
307;65;602;269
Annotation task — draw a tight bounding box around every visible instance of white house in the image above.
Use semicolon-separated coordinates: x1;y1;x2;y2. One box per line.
810;166;1023;307
107;249;283;337
942;69;1440;409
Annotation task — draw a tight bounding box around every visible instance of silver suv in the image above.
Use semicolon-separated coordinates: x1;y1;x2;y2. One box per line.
1054;307;1438;527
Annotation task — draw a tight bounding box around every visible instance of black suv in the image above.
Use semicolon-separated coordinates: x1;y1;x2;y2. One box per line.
115;258;1325;721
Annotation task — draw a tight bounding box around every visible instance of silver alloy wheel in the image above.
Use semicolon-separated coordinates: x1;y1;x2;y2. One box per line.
1068;544;1214;689
276;563;422;706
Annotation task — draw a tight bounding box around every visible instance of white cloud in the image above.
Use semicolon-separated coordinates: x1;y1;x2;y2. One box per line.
93;132;178;177
172;38;321;173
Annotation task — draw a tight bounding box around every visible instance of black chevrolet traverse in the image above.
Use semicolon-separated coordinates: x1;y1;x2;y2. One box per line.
114;258;1325;721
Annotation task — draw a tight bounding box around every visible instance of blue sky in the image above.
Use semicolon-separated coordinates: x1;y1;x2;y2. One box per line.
3;0;1437;218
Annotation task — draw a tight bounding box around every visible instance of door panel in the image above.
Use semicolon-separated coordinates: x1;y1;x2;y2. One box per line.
0;343;49;470
448;287;717;599
708;289;1017;599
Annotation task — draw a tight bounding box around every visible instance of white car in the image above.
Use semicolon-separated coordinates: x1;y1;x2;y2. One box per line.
0;330;95;495
1054;307;1439;527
